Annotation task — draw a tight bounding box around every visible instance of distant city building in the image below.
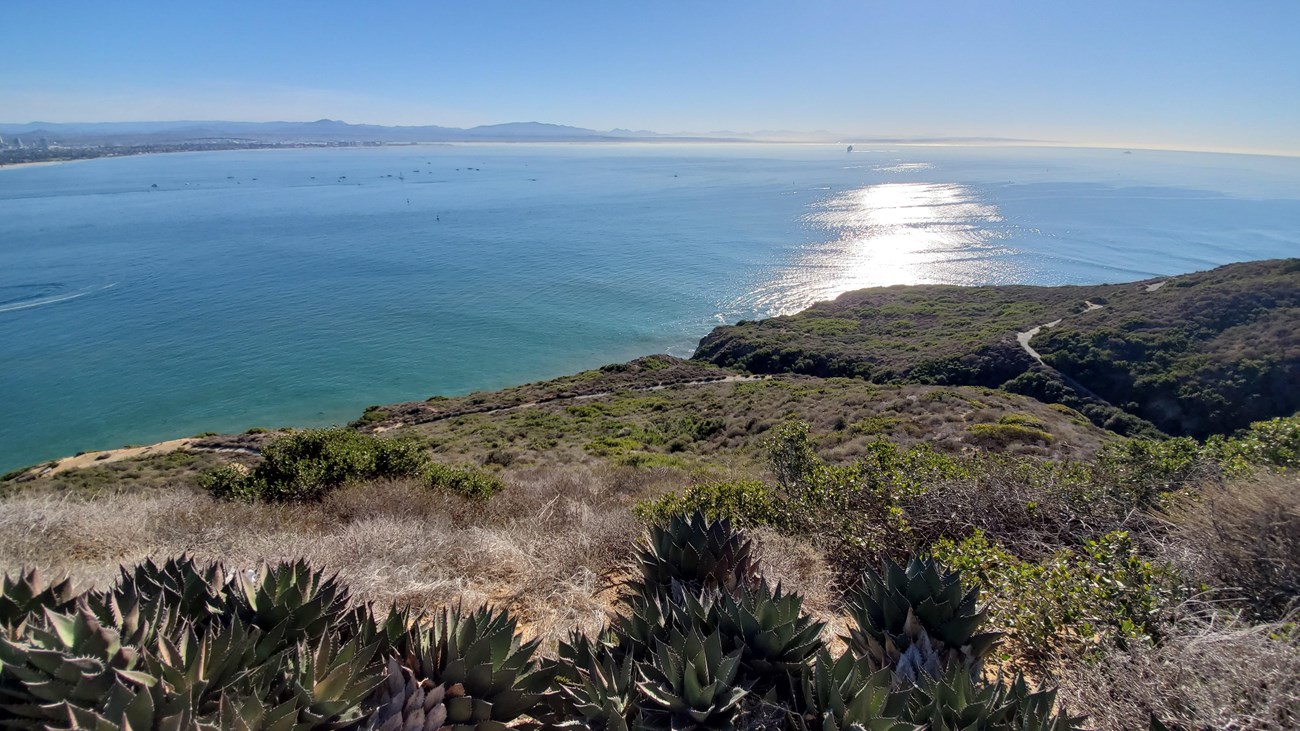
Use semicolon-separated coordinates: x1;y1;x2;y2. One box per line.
13;138;22;149
37;138;50;150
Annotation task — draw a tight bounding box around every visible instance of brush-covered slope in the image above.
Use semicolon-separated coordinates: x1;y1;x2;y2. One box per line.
693;259;1300;438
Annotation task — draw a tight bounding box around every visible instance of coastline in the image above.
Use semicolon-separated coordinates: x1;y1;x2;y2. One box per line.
0;159;74;171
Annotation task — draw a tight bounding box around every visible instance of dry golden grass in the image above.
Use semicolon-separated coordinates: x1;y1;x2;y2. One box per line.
1056;613;1300;730
0;465;683;648
1162;472;1300;620
0;455;858;652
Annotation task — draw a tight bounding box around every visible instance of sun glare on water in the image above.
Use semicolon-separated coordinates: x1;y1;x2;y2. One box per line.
740;182;1014;316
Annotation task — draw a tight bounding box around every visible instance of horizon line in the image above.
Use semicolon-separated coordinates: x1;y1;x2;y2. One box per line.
1;118;1295;159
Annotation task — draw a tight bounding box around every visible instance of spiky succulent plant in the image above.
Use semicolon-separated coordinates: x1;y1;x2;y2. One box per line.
636;627;747;731
364;657;448;731
612;592;708;664
79;556;236;654
713;582;824;700
99;555;230;631
906;666;1085;731
631;512;759;603
275;633;385;730
0;569;79;637
795;650;913;731
844;557;1000;686
0;606;152;728
386;605;550;731
548;636;638;731
232;559;350;648
57;616;286;730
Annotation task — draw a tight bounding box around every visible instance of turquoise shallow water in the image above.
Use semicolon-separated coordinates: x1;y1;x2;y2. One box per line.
1;143;1298;471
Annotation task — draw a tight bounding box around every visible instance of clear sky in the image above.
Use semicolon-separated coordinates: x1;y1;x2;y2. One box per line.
3;1;1297;154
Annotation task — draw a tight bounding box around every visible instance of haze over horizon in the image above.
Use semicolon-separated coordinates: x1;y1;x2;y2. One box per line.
3;0;1298;155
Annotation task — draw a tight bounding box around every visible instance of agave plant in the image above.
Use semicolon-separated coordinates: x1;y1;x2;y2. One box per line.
636;627;747;731
386;605;550;731
0;606;153;729
116;556;228;624
59;618;282;731
611;591;710;663
844;557;1000;686
274;633;385;730
631;512;759;603
364;657;448;731
548;636;638;731
232;560;351;648
0;569;80;636
906;666;1085;731
795;650;913;731
713;581;825;699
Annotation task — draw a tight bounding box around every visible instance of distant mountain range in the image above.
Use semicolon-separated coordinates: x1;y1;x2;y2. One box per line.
0;119;1040;147
0;119;728;145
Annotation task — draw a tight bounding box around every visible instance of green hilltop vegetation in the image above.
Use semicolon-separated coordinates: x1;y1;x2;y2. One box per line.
694;258;1300;439
1;260;1298;729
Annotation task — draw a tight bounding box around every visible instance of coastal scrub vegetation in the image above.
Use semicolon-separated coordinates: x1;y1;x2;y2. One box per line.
1;261;1298;729
0;517;1092;731
694;259;1300;438
2;405;1296;727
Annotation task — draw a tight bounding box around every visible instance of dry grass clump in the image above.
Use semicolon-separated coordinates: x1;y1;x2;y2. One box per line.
0;463;660;649
898;462;1142;559
1162;472;1300;619
1056;614;1300;730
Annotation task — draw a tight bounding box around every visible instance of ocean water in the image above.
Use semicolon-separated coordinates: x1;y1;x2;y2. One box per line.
1;143;1298;471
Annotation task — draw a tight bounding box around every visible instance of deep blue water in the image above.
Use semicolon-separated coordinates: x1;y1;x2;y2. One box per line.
2;143;1298;470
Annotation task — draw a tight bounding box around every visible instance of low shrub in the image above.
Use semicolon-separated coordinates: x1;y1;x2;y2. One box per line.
200;427;431;502
997;413;1047;428
634;479;777;528
426;462;505;500
1205;414;1300;472
965;422;1054;448
932;530;1184;663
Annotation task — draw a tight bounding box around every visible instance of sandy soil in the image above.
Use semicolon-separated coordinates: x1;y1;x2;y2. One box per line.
25;438;199;479
0;159;73;171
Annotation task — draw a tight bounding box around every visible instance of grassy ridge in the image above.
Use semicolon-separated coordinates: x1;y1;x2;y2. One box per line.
693;259;1300;438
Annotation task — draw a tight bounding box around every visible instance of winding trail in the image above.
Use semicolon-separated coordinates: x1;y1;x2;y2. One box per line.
1012;298;1121;405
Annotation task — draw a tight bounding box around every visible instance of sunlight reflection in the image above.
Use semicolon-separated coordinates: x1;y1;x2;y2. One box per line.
738;182;1013;316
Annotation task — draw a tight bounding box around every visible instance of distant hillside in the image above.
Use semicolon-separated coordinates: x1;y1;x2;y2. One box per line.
693;259;1300;438
0;119;677;146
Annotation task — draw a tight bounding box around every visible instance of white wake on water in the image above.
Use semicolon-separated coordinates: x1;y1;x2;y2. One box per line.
0;283;117;314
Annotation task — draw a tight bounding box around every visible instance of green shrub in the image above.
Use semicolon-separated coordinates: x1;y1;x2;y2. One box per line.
634;479;777;528
200;428;431;502
349;405;388;428
196;464;257;501
426;462;505;500
1206;415;1300;471
932;530;1184;662
966;422;1054;448
1094;437;1204;506
584;435;644;457
998;413;1047;429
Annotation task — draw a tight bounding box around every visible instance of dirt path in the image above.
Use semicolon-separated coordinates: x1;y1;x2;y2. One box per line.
1015;303;1110;403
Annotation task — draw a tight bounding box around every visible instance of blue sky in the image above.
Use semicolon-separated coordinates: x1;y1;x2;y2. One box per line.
4;1;1297;154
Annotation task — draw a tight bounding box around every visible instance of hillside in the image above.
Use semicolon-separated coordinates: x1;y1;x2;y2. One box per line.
693;259;1300;438
2;355;1113;493
1;272;1298;729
